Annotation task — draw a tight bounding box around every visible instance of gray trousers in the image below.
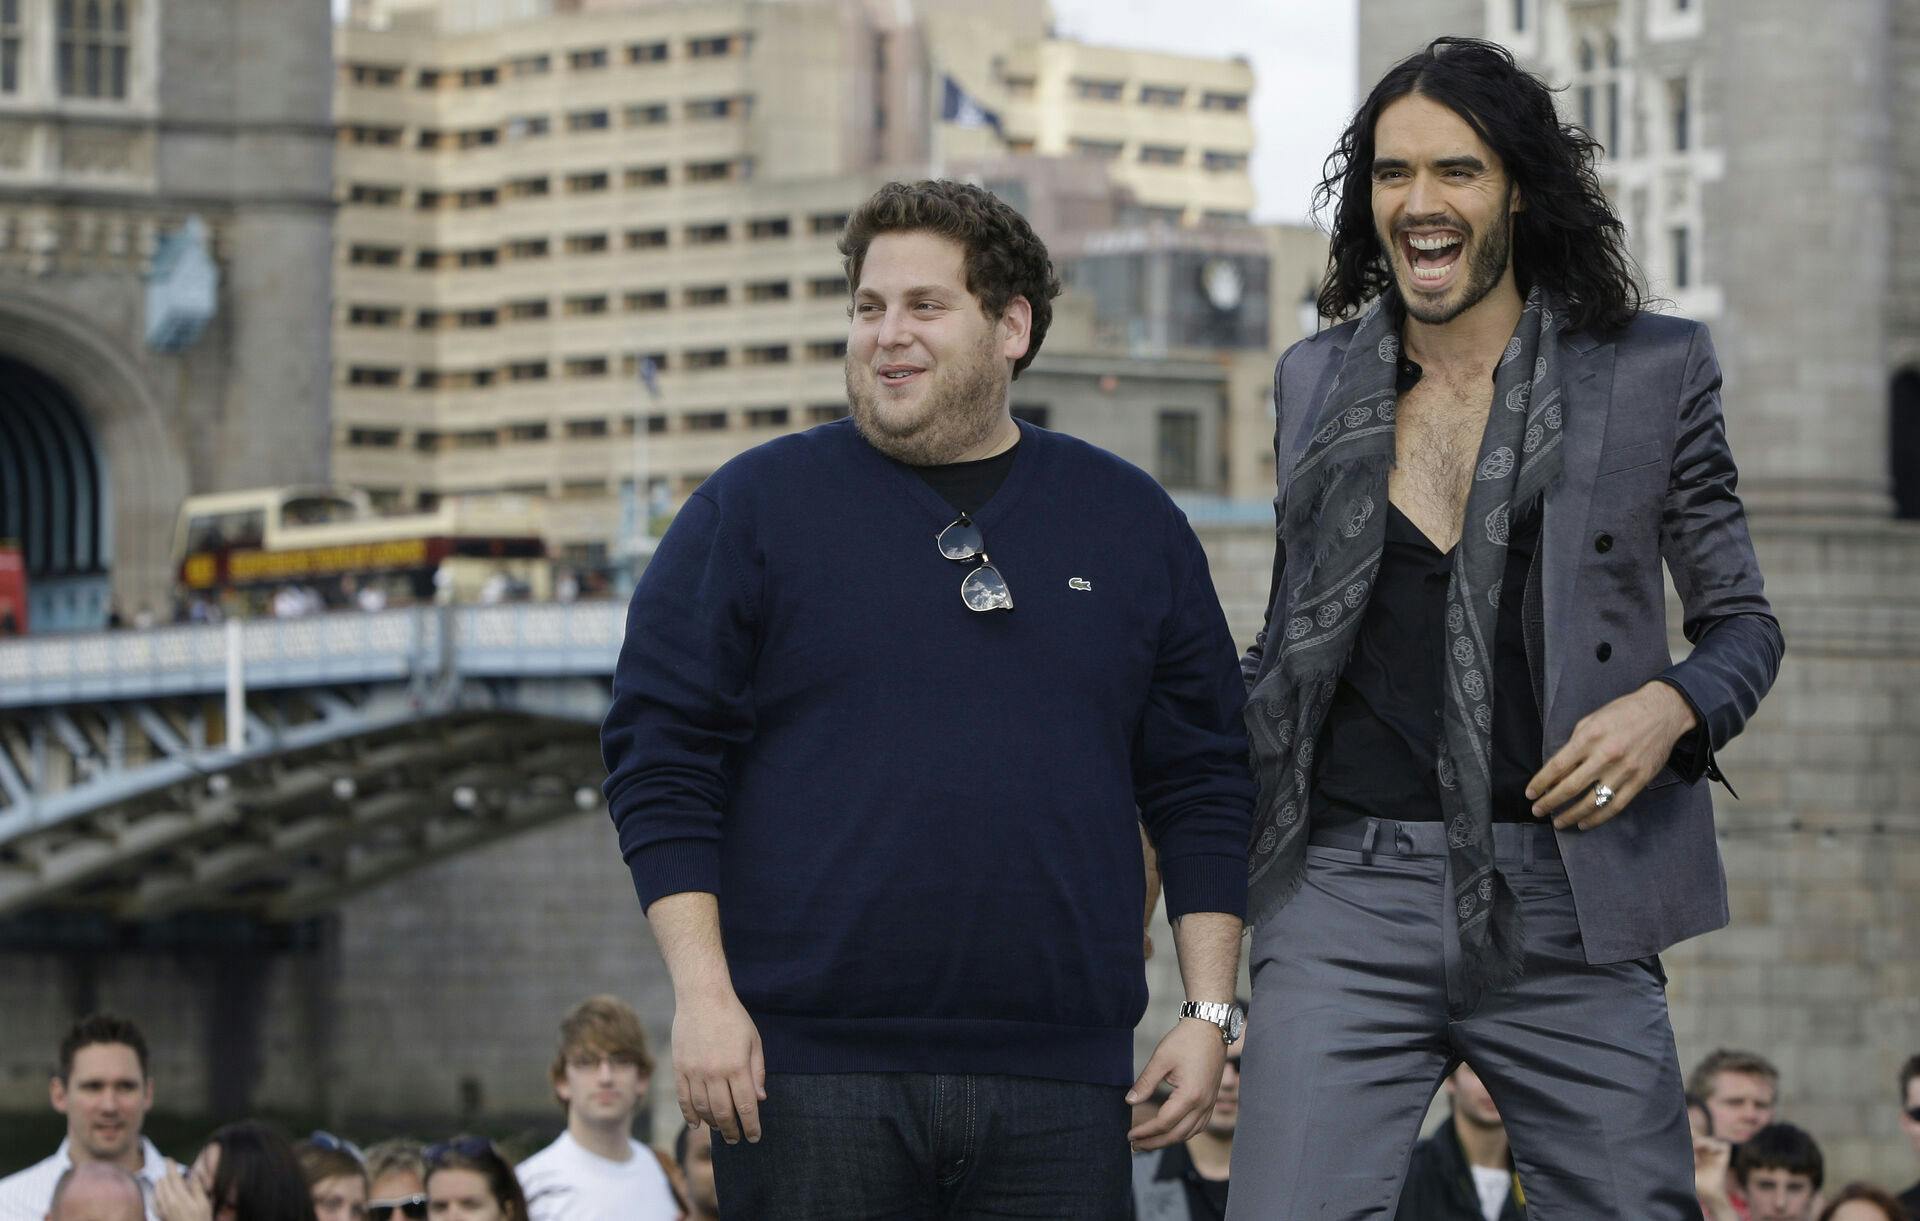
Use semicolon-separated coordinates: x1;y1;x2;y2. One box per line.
1227;818;1699;1220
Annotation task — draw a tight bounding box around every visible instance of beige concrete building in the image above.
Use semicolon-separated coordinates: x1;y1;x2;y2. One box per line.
331;0;1276;573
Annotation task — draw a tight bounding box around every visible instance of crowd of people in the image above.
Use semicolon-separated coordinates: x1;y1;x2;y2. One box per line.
0;1007;1915;1220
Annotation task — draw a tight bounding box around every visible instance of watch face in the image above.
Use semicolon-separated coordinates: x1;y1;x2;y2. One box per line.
1226;1006;1246;1045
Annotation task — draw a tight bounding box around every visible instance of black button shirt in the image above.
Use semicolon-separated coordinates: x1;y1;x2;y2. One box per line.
1310;364;1546;827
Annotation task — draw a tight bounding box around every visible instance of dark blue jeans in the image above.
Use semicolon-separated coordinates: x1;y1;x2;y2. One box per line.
708;1071;1132;1220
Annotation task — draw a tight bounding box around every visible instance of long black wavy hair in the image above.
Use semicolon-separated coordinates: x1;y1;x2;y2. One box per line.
1313;36;1646;336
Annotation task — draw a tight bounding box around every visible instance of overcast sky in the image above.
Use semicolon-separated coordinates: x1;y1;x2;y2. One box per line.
1048;0;1359;225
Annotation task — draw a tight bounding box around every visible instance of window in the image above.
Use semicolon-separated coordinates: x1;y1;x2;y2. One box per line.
1068;138;1123;161
628;41;668;64
559;480;606;501
453;429;499;448
1203;150;1248;173
1668;77;1690;151
347;427;401;448
684;349;729;370
565;356;610;378
686;159;743;183
1513;0;1527;31
807;403;847;423
564;294;610;316
567;171;611;194
415;309;445;330
744;344;791;365
746;280;790;302
566;418;609;439
507;360;549;381
1138;85;1185;107
348;244;402;267
1202;209;1250;227
808;275;848;298
749;217;790;240
567;109;611;132
416;189;446;212
569;47;609;70
344;62;402;87
348;367;402;388
57;0;132;99
506;114;550;140
1139;145;1185;166
460;65;497;87
625;289;668;312
1011;404;1049;428
505;298;549;321
348;184;404;206
687;95;748;120
684;222;729;245
456;188;497;209
342;125;403;146
810;212;850;235
347;305;404;327
457;127;498;149
1156;410;1200;489
509;54;549;76
1199;91;1247;112
416;129;450;150
507;422;549;442
564;232;610;255
625;102;669;127
684;284;729;307
457;309;497;329
745;407;789;428
506;237;550;260
1670;226;1690;288
414;432;441;453
687;34;739;58
459;248;494;269
416;69;442;89
622;352;670;378
504;175;550;199
685;410;729;430
1071;77;1123;102
414;248;446;270
806;339;848;362
625;164;669;189
626;227;669;250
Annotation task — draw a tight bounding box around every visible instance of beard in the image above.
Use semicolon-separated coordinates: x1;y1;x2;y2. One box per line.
1391;206;1513;326
845;326;1010;466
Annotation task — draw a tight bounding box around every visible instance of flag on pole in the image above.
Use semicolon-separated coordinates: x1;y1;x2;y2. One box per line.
637;355;661;399
940;74;1004;137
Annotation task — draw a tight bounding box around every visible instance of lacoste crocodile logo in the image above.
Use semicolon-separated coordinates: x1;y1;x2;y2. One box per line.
1068;577;1092;591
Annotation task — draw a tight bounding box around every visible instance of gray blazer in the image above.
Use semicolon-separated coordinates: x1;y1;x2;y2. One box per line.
1243;311;1784;964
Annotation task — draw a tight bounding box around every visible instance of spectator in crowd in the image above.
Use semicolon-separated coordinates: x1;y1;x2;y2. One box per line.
361;1142;425;1221
514;996;681;1220
1690;1049;1781;1144
1734;1123;1825;1221
1394;1064;1525;1221
1132;1000;1248;1220
1899;1054;1920;1216
293;1133;368;1221
0;1013;167;1220
422;1139;527;1221
673;1125;718;1221
157;1120;316;1221
45;1163;144;1221
1818;1184;1911;1221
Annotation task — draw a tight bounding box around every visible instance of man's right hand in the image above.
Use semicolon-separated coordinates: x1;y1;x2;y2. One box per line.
673;988;767;1145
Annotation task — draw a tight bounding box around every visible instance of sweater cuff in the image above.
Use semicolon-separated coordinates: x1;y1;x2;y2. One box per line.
1158;852;1248;921
627;837;723;913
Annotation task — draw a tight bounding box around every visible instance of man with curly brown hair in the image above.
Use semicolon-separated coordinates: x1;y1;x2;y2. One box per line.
602;179;1253;1218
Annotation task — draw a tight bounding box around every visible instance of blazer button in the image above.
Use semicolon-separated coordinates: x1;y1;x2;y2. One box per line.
1595;641;1613;662
1594;533;1614;553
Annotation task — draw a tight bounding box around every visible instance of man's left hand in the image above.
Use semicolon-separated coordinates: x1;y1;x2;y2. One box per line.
1125;1018;1227;1151
1527;681;1700;831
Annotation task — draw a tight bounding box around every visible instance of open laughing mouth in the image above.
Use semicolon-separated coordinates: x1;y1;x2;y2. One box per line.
1402;231;1465;287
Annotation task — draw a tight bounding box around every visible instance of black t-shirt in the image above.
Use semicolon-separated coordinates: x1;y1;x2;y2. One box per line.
1309;358;1545;826
1157;1143;1230;1221
908;441;1019;516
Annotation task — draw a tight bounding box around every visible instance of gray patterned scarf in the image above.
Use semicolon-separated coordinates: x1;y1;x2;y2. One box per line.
1245;287;1566;1011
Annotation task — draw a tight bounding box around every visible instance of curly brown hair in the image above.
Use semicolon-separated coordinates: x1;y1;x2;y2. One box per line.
838;179;1063;378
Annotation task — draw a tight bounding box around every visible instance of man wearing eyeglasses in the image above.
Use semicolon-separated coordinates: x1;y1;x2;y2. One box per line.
601;178;1254;1219
1898;1054;1920;1216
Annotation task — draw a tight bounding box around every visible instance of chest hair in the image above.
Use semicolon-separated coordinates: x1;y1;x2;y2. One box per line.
1388;373;1494;551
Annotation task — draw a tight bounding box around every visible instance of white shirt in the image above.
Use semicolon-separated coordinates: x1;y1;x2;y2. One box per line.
0;1137;167;1221
516;1131;678;1221
1469;1163;1513;1221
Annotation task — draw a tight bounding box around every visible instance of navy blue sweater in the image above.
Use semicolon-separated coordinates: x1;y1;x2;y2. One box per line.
601;419;1254;1087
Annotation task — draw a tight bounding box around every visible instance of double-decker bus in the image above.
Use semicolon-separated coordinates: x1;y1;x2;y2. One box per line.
172;487;550;615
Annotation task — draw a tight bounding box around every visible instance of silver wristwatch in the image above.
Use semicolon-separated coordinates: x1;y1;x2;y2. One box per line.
1179;1000;1245;1046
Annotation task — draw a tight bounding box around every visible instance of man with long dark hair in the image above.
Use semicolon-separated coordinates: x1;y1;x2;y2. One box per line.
1232;37;1783;1217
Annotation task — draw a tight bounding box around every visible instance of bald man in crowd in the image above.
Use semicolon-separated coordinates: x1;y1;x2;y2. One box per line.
46;1164;143;1221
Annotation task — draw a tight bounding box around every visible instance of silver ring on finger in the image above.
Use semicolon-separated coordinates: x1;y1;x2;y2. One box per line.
1593;783;1614;808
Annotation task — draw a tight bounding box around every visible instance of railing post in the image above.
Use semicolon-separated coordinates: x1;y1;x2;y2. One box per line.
225;618;245;753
